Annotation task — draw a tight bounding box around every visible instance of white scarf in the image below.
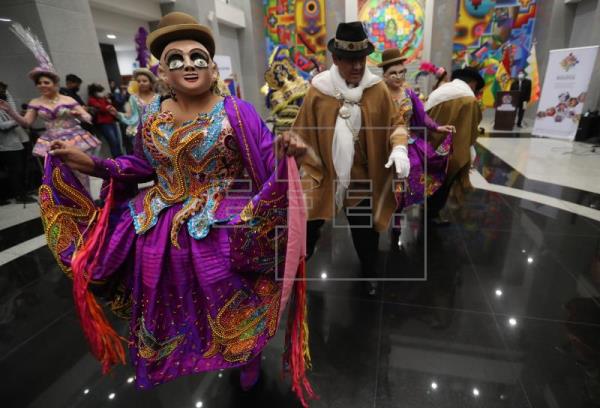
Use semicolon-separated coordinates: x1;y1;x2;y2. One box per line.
311;65;381;207
424;79;475;111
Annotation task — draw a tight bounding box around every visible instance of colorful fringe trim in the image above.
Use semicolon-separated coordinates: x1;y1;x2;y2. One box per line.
71;181;126;374
284;258;317;407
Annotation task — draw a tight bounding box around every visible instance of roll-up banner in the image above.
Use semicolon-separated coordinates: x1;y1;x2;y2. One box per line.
532;45;599;140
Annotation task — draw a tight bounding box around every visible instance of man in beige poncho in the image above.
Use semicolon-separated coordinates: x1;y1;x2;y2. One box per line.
424;67;484;224
293;22;410;295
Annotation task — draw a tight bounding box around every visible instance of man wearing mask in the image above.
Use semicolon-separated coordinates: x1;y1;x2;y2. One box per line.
424;67;484;224
510;70;532;127
293;21;410;295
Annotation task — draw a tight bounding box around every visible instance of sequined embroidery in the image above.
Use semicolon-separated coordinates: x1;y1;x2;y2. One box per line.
39;168;97;277
130;100;245;247
420;173;443;197
392;85;414;125
203;278;280;363
137;316;185;362
435;140;451;156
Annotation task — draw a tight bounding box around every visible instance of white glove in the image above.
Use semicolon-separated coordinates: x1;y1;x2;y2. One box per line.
470;145;476;164
385;145;410;178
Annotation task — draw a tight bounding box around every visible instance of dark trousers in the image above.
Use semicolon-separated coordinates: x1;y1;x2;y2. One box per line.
427;172;458;219
516;103;525;126
306;200;379;279
0;150;26;200
97;123;123;157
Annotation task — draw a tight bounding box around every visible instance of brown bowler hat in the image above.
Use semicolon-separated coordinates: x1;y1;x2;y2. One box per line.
377;48;407;69
147;12;215;59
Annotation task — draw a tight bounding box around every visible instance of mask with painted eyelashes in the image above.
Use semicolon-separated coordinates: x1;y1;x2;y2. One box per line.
388;71;407;79
166;52;210;71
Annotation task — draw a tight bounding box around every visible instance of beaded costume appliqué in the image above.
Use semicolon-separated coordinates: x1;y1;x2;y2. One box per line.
130;100;244;247
203;277;281;363
39;168;97;277
137;316;185;362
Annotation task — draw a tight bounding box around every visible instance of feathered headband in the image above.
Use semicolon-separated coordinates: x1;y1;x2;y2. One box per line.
10;22;59;81
414;60;447;83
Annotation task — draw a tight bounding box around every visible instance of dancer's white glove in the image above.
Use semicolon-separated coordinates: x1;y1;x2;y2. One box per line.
385;145;410;178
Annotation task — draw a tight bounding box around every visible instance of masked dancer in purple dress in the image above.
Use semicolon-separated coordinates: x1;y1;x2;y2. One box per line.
38;12;316;407
379;48;454;228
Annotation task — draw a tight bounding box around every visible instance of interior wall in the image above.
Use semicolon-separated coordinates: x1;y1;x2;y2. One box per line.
116;50;137;77
0;0;108;105
216;23;244;98
91;7;150;77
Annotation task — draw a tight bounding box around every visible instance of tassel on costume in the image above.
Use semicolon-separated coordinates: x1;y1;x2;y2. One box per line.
71;181;126;373
284;258;317;407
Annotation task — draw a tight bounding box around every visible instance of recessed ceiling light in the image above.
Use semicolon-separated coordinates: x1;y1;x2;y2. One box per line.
473;388;480;397
430;381;438;390
195;402;203;408
108;392;116;400
527;257;533;264
495;289;503;297
508;317;517;327
127;376;134;384
321;272;327;279
83;388;90;395
106;34;117;39
0;18;12;22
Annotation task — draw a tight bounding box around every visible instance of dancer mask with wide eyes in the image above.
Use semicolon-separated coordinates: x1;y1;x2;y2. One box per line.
166;50;210;71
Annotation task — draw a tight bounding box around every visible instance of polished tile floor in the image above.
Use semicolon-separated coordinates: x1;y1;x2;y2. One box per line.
1;136;600;408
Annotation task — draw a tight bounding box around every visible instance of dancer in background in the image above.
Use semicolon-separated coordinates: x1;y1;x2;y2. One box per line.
110;68;159;148
424;67;484;224
264;47;309;134
41;12;315;407
0;23;100;191
379;48;454;223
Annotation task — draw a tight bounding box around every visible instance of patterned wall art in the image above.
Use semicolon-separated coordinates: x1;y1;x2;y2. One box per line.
453;0;538;107
263;0;327;75
358;0;425;66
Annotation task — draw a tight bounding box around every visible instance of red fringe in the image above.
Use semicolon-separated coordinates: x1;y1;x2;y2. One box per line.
284;258;317;407
71;181;126;374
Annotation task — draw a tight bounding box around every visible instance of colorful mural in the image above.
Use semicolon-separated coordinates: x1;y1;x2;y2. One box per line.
452;0;537;107
263;0;326;75
358;0;425;66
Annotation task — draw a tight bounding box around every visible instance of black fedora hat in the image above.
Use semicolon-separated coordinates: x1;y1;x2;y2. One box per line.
327;21;375;58
452;67;485;91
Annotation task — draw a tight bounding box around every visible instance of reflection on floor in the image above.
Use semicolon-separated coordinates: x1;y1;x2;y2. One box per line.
1;136;600;408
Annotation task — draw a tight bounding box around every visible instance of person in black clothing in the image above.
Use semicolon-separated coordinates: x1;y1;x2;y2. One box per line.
59;73;84;105
510;69;532;127
59;73;95;132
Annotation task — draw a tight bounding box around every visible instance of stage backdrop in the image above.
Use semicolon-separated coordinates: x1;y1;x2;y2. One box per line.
358;0;425;66
532;46;599;141
452;0;538;108
263;0;327;75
